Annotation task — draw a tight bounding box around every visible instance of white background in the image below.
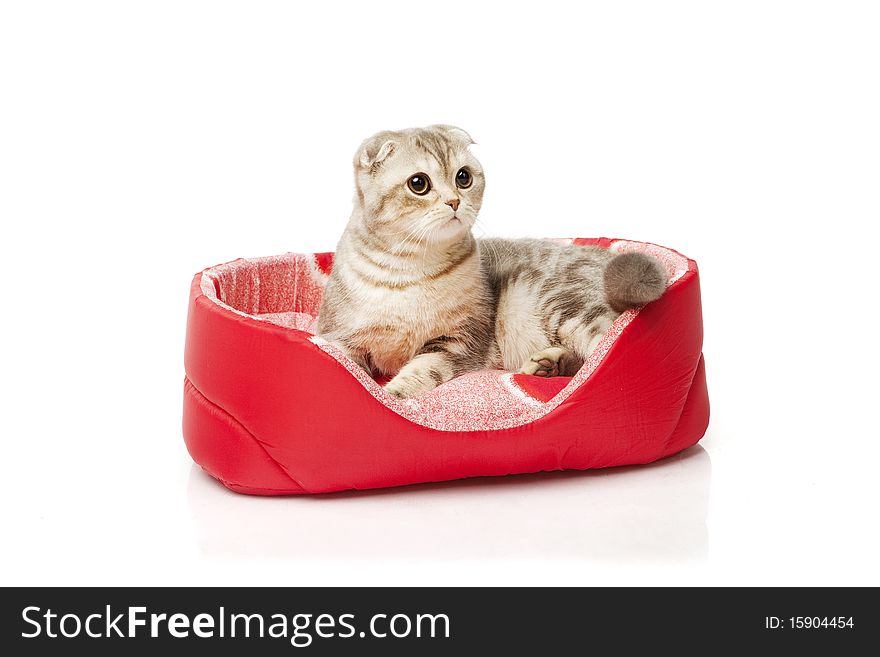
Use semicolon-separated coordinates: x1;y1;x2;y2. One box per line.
2;1;878;586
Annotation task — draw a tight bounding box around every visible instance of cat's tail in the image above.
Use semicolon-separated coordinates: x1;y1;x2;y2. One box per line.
603;252;667;312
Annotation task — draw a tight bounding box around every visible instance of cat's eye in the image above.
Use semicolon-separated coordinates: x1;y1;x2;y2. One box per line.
455;167;473;189
406;173;432;195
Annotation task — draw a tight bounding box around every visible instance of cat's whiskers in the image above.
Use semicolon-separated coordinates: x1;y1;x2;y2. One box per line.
396;222;440;273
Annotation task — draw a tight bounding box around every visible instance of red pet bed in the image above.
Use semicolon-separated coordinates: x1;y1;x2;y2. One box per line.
183;238;709;495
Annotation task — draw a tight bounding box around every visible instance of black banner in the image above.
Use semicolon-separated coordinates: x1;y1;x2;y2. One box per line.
1;587;874;654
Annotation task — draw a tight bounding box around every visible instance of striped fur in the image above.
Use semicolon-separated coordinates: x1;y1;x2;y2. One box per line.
317;126;666;398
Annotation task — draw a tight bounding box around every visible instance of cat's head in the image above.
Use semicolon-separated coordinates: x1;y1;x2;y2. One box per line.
353;125;484;244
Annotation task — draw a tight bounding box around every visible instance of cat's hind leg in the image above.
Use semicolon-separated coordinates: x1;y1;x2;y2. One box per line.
519;346;583;377
558;312;615;360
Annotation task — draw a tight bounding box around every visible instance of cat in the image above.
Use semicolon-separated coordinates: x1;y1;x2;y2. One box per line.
316;125;667;399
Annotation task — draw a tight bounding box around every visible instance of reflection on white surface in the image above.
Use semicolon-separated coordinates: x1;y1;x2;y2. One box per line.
187;445;710;562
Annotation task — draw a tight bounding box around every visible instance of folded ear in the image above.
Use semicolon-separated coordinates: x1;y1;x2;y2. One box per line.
357;132;398;168
430;124;475;145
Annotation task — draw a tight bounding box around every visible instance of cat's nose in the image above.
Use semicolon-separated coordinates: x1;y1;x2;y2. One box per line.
446;199;460;212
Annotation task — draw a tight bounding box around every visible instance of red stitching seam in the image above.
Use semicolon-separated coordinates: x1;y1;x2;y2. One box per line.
659;354;708;458
184;378;307;494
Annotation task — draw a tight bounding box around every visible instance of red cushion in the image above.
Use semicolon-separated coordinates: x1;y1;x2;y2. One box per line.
183;238;709;494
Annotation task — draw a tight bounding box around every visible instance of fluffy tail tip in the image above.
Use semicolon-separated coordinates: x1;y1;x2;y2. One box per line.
604;252;667;312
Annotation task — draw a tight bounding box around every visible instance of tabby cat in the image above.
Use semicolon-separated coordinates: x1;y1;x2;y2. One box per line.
316;125;666;399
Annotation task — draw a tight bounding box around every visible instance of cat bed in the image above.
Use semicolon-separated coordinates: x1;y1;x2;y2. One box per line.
183;237;709;495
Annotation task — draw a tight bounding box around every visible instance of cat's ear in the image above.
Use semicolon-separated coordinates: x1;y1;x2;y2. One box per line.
358;133;398;168
431;124;475;145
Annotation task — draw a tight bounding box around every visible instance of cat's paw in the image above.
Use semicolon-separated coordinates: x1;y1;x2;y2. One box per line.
384;374;435;399
520;347;571;377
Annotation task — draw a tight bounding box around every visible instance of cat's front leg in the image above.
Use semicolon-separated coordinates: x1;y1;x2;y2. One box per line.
384;352;455;399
